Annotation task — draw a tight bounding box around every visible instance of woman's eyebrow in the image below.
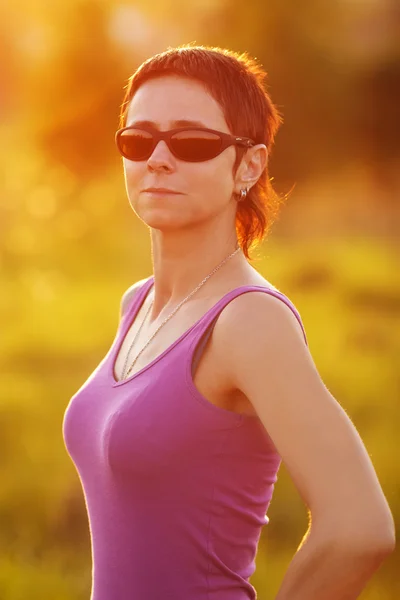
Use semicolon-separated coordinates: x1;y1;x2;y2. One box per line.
129;119;208;129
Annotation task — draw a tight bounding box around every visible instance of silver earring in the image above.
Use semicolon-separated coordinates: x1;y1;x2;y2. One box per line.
239;187;248;201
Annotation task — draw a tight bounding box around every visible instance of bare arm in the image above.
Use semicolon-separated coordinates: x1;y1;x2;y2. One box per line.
214;292;395;599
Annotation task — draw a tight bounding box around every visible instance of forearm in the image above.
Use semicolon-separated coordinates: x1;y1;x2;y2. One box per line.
274;530;392;600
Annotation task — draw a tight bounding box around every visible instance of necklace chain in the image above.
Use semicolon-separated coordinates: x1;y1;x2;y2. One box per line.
121;245;241;381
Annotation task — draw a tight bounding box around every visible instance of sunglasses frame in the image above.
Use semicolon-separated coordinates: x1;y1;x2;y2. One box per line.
115;125;256;162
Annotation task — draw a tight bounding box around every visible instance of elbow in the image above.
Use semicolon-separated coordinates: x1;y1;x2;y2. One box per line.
323;533;395;558
311;512;396;556
341;525;396;557
371;532;396;556
359;511;397;555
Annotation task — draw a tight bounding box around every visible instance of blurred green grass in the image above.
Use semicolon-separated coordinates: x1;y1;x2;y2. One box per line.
0;235;398;599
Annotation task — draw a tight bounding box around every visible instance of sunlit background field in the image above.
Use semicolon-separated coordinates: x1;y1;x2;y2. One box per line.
1;1;399;599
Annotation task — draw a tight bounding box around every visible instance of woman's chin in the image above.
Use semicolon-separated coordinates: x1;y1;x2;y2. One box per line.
138;211;187;231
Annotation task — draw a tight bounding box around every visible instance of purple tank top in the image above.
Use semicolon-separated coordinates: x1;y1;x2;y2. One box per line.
63;276;308;600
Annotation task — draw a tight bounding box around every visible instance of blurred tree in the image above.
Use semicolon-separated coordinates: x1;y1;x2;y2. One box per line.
30;0;133;182
355;56;400;202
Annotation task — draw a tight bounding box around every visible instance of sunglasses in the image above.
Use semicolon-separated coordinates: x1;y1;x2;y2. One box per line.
115;126;256;162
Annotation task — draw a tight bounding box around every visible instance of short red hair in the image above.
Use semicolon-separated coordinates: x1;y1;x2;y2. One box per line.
118;43;285;261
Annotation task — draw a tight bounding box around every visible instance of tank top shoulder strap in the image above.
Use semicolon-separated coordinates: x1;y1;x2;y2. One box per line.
191;284;308;357
122;275;154;323
140;275;155;298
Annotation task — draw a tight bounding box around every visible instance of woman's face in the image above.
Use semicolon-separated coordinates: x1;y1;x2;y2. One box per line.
122;75;243;232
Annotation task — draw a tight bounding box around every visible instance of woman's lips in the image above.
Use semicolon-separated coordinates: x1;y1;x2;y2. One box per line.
143;190;182;195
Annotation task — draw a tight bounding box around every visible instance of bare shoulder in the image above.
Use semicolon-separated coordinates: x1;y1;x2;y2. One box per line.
210;288;313;411
217;286;306;346
120;277;151;318
210;287;308;397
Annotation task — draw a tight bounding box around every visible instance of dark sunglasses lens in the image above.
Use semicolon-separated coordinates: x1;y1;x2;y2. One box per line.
118;129;154;159
171;130;222;161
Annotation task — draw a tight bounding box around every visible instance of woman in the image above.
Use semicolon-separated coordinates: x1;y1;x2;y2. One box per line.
63;45;395;600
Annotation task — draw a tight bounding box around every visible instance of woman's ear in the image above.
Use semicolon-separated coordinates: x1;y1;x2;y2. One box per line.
234;144;268;192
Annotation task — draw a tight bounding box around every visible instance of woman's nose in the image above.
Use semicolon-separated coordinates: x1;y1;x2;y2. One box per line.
147;140;175;170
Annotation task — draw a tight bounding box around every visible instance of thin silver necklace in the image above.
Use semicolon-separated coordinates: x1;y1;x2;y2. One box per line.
120;245;241;381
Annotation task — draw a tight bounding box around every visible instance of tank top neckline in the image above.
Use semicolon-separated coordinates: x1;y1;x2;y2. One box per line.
110;275;289;388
